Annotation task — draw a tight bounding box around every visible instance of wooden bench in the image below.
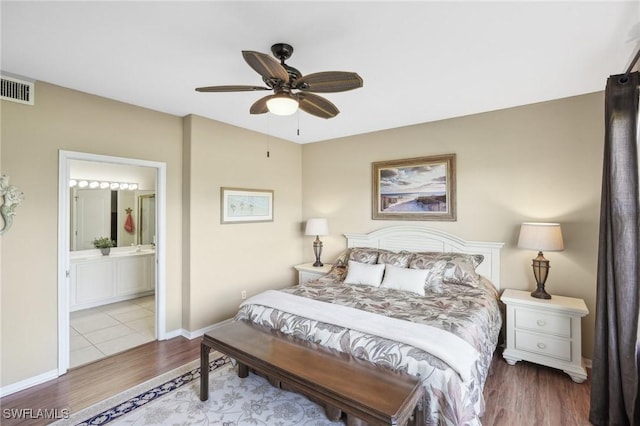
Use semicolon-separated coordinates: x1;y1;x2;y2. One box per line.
200;320;425;426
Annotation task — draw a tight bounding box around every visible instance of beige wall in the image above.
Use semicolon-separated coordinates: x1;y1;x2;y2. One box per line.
1;79;603;390
182;115;302;331
302;92;604;359
0;82;183;387
0;82;303;390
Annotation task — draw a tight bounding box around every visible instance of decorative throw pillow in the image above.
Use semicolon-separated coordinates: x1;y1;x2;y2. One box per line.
410;252;483;288
380;264;428;296
325;264;348;282
377;250;412;268
333;249;351;267
409;255;447;293
348;248;380;264
419;252;484;268
344;260;385;287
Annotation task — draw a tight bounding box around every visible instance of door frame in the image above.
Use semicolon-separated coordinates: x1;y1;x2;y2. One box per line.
57;150;167;375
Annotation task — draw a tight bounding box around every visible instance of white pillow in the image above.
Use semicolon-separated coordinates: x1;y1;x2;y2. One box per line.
380;264;429;296
344;260;385;287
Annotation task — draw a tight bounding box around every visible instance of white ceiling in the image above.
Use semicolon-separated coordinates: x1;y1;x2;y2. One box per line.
2;1;639;144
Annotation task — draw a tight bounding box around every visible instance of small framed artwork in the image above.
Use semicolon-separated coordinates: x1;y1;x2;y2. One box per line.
372;154;456;221
221;187;274;224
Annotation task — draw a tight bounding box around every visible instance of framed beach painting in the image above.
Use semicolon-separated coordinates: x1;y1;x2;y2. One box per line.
372;154;456;221
221;187;274;224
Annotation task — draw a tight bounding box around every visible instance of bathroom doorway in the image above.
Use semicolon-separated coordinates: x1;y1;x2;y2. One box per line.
58;150;167;374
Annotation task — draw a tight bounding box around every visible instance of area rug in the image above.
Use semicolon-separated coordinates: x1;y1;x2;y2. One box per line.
55;353;344;425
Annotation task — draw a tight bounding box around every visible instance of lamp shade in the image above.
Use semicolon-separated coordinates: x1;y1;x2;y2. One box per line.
305;218;328;236
517;222;564;251
266;93;298;116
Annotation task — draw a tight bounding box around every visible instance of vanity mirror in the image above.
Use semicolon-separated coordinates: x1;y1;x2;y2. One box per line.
69;160;157;251
70;188;156;251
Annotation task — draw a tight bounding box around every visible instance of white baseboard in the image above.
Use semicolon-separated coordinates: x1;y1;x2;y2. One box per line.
164;319;234;341
163;328;186;340
2;319;234;398
0;369;58;398
583;357;592;369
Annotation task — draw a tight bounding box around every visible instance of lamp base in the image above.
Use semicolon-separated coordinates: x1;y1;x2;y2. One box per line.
531;286;552;299
312;237;323;267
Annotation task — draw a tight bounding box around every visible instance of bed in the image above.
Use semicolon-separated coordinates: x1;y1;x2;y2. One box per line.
234;225;504;425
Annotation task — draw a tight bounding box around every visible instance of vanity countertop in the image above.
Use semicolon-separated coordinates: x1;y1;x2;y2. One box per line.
71;246;155;262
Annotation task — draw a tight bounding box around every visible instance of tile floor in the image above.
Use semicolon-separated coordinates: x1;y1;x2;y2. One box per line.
69;295;156;368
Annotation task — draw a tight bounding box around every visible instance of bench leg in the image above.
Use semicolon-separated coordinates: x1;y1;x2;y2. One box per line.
411;398;425;426
346;415;368;426
267;376;281;388
324;405;343;422
200;342;211;401
238;362;249;378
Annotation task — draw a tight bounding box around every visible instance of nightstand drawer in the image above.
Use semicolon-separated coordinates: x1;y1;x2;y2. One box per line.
515;308;571;337
515;330;571;361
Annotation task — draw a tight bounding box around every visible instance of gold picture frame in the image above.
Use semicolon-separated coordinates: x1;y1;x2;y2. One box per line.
221;187;274;224
372;154;456;221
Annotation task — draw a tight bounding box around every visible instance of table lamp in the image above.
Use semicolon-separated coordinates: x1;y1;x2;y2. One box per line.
304;218;328;267
517;222;564;299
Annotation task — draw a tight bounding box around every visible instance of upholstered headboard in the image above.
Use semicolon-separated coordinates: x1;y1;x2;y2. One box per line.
344;226;504;290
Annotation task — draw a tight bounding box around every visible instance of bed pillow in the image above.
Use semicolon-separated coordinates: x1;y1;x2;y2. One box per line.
344;260;385;287
408;255;447;293
410;252;483;288
348;248;380;264
333;249;351;267
377;250;412;268
380;264;428;296
322;249;351;282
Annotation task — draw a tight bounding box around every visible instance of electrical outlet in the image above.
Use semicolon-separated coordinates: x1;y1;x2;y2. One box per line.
241;290;247;300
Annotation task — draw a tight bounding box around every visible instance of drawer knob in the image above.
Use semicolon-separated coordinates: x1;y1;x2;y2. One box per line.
536;320;546;327
537;342;546;349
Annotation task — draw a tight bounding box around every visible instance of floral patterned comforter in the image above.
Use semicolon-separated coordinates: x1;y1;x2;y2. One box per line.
235;277;502;426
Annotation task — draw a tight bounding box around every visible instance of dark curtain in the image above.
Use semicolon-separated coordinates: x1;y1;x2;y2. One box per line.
590;71;640;426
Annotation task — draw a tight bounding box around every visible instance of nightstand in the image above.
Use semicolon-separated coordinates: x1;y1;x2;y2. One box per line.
294;262;333;284
501;288;589;383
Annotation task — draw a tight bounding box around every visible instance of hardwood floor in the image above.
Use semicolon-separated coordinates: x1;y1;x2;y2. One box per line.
483;348;592;425
1;337;201;426
1;340;591;425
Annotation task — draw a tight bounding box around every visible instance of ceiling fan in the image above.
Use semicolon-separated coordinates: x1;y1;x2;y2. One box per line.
195;43;363;119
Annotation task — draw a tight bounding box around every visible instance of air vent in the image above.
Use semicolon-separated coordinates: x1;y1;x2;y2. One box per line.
1;75;34;105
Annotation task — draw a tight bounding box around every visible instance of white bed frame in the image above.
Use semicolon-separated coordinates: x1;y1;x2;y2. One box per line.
344;226;504;290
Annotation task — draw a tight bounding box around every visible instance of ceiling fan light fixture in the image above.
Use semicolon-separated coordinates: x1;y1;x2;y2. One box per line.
266;93;298;116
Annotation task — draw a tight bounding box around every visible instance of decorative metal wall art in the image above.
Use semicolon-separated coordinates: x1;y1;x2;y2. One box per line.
0;174;25;234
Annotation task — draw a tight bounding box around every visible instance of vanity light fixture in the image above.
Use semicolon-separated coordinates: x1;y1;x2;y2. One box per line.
69;179;139;191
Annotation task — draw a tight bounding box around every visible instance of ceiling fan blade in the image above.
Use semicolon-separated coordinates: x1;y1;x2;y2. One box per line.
298;93;339;119
249;95;273;114
295;71;363;93
195;85;270;92
242;51;289;84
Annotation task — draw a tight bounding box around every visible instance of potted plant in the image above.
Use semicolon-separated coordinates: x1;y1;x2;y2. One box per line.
93;237;115;255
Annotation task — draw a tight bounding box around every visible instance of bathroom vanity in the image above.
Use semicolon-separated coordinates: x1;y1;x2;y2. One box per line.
69;247;155;311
